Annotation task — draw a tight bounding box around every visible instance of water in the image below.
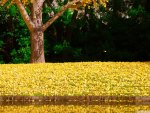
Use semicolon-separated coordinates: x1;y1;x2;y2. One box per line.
0;105;150;113
0;96;150;113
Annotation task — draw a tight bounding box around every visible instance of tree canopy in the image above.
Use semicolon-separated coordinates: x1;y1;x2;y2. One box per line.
1;0;108;7
0;0;150;63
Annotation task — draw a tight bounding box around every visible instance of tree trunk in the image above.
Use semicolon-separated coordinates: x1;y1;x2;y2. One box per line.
30;29;45;63
30;0;45;63
15;0;80;63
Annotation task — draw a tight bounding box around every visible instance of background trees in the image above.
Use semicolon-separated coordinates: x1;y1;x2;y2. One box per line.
0;0;150;63
0;0;108;63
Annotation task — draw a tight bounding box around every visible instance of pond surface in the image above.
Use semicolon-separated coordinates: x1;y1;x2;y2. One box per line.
0;96;150;112
0;105;150;113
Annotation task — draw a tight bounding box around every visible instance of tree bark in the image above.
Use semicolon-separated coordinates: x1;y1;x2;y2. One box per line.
30;29;45;63
15;0;34;32
30;0;45;63
14;0;80;63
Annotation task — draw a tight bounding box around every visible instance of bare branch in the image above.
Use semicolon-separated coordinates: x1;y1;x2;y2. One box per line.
42;0;81;32
15;0;34;32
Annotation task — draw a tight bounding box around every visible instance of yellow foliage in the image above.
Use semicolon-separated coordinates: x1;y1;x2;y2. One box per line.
99;0;108;7
0;105;150;113
1;0;108;7
0;0;31;5
81;0;108;7
0;62;150;96
0;0;7;5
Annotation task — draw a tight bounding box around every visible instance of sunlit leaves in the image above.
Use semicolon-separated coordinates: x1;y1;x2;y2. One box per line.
1;0;108;8
0;0;7;6
81;0;108;8
99;0;108;7
0;62;150;96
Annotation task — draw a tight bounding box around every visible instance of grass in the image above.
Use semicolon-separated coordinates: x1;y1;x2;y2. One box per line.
0;62;150;96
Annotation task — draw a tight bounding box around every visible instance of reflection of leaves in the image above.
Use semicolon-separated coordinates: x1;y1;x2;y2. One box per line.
0;106;150;112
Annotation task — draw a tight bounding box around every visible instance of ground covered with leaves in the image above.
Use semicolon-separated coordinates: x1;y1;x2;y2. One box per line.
0;62;150;96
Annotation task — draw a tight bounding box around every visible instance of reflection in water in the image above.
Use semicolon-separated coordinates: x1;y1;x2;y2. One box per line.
0;96;150;112
0;105;150;113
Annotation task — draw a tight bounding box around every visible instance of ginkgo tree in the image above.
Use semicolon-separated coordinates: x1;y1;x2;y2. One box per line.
0;0;108;63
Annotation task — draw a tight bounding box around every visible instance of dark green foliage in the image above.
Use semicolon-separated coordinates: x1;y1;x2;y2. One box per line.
10;36;30;63
0;0;150;63
61;10;74;25
53;40;81;60
0;6;31;63
9;5;17;16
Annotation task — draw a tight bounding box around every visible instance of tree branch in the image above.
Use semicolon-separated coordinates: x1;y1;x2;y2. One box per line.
42;0;81;32
15;0;34;32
